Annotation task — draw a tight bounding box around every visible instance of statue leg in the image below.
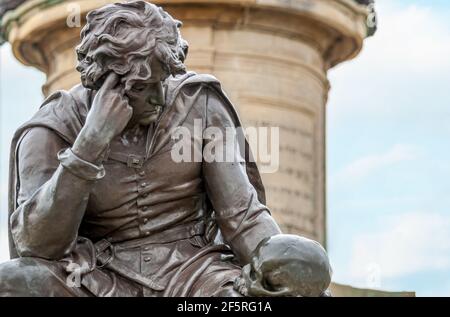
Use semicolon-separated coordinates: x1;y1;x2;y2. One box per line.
0;257;92;297
213;282;244;297
187;260;245;297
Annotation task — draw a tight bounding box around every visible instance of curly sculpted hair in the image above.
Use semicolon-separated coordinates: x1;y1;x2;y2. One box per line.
76;1;188;91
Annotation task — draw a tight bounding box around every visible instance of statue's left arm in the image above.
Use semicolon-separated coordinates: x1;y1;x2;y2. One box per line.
202;87;282;265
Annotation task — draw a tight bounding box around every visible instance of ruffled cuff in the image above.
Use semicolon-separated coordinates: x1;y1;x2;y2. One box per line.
57;148;106;181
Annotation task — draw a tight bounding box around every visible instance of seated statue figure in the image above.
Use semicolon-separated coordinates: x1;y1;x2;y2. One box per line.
0;1;331;297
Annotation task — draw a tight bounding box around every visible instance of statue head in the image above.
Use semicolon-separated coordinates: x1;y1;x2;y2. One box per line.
235;234;332;297
75;0;188;92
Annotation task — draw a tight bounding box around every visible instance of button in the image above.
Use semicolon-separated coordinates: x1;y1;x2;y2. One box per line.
141;182;147;188
145;231;150;236
141;193;149;198
141;206;148;211
139;171;145;177
144;256;152;262
127;155;144;168
143;246;150;251
143;218;148;224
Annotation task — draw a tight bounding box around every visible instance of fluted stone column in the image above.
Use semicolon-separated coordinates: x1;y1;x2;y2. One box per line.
1;0;374;246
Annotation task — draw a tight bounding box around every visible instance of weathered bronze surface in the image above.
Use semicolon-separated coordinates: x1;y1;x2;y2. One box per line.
0;1;331;297
234;235;332;297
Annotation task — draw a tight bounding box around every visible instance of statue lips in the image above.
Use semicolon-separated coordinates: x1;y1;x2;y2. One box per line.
144;108;159;115
138;106;163;124
144;104;163;115
142;108;160;117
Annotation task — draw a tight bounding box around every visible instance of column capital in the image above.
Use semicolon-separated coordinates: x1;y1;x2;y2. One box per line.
1;0;376;70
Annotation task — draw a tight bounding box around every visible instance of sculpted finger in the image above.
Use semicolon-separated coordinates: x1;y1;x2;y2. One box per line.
126;105;134;120
101;72;120;91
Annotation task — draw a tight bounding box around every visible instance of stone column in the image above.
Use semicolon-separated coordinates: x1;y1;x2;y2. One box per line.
1;0;374;246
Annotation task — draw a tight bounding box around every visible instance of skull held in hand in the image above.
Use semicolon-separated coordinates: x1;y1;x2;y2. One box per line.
235;234;332;297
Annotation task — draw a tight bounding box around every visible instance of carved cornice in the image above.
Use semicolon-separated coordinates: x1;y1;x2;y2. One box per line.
0;0;27;18
0;0;377;44
0;0;376;67
1;0;65;44
0;0;377;25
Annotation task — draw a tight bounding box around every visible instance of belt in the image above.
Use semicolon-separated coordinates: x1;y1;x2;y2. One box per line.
94;221;206;291
95;238;165;291
109;220;206;248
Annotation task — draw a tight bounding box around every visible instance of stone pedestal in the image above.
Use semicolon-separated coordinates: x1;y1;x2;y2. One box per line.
1;0;373;245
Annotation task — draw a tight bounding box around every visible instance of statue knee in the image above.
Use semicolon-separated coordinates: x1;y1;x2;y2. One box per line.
213;282;244;297
0;257;61;296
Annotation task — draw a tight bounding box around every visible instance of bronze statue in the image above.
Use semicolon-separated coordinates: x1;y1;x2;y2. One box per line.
0;1;331;297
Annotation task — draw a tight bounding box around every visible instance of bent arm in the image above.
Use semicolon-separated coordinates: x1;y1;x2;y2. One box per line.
202;88;282;265
10;127;103;260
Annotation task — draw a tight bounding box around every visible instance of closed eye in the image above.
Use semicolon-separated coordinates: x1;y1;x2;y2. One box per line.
131;84;147;92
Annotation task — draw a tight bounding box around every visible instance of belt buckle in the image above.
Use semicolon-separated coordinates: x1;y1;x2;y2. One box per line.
95;239;115;268
127;155;144;169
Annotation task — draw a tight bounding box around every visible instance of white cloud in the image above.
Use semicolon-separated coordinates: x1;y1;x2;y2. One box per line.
346;211;450;289
328;0;450;120
367;2;450;73
331;144;420;186
339;0;450;74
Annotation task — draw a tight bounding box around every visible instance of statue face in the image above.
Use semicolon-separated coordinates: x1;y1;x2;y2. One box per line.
123;58;170;126
239;234;332;297
75;1;189;126
240;255;293;297
76;48;170;126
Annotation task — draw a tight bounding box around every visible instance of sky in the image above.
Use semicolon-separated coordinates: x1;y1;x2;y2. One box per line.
1;0;450;297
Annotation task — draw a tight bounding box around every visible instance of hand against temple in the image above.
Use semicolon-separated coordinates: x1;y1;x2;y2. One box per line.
73;72;133;163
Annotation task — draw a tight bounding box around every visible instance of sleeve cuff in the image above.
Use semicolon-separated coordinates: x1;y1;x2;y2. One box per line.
57;148;106;181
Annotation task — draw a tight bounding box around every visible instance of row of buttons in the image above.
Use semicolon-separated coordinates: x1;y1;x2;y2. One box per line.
139;169;151;260
143;246;152;262
136;168;151;237
136;158;151;255
138;171;150;198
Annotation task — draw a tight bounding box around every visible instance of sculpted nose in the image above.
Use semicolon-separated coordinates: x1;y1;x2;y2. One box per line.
76;63;84;73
